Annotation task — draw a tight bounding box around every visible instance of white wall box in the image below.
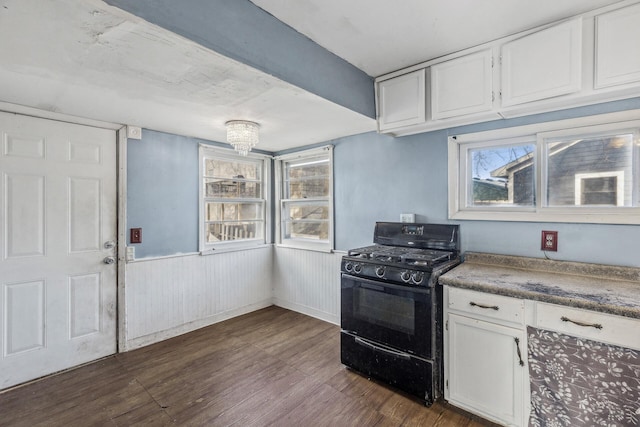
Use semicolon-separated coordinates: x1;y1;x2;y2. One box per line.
431;49;495;120
444;286;527;427
501;18;583;107
595;2;640;89
376;69;426;131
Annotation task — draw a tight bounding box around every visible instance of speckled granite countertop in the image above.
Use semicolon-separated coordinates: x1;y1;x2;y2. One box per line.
439;252;640;319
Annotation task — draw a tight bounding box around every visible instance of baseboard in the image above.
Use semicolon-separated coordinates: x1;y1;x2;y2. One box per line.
122;299;273;351
273;298;339;326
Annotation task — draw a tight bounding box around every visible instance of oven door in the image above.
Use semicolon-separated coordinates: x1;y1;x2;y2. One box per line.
341;273;433;359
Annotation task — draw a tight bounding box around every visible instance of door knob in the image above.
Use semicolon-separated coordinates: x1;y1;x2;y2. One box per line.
103;256;116;265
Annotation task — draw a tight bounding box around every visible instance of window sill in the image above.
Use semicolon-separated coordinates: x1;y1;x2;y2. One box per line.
199;243;271;256
450;209;640;225
276;242;334;254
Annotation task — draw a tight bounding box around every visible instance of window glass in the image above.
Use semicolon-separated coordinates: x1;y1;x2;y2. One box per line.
468;143;535;207
277;148;333;249
448;114;640;224
284;157;330;199
282;201;329;240
200;148;267;249
544;133;634;207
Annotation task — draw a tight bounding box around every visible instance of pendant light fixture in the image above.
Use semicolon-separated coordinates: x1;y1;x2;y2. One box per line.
225;120;260;156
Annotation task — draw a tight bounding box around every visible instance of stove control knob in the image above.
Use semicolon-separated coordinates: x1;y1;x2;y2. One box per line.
353;263;363;274
412;271;425;285
375;266;385;278
344;262;353;272
400;271;411;282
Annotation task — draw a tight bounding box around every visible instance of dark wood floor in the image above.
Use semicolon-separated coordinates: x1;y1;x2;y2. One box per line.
0;306;497;426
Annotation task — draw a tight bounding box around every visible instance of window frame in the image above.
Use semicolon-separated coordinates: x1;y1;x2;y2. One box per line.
275;145;334;252
574;171;624;206
448;110;640;224
199;145;271;253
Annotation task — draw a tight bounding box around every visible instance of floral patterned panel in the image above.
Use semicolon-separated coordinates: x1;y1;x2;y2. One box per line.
527;326;640;427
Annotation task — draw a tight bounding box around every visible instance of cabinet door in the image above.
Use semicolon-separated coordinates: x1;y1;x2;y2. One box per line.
447;313;526;427
501;18;582;107
431;49;494;120
595;3;640;89
377;69;426;131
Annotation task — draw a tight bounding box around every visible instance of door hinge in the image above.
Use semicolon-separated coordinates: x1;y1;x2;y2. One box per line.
445;320;449;331
492;92;495;102
446;379;449;389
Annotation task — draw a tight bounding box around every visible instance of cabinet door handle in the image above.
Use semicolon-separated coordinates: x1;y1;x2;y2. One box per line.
514;337;525;367
560;316;603;330
469;301;499;311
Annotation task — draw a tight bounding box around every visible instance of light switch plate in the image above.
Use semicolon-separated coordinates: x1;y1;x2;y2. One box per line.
126;246;135;261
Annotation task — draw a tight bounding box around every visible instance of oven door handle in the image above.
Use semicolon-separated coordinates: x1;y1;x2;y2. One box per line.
354;336;411;361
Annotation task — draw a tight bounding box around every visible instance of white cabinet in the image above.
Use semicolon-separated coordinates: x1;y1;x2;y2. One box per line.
431;49;495;120
376;69;426;131
501;18;583;107
534;302;640;350
375;3;640;137
444;287;527;427
595;2;640;89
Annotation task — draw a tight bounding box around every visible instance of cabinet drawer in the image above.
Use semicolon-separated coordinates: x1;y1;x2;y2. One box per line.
448;287;524;325
535;302;640;350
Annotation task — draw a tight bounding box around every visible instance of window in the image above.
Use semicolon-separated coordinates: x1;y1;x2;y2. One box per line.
276;146;333;251
449;111;640;224
199;146;269;251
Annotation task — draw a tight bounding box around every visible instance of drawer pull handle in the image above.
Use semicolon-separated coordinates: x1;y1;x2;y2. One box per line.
469;301;499;311
514;337;525;367
560;316;603;330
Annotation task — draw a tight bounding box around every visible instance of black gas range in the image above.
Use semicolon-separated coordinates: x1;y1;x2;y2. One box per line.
340;222;461;405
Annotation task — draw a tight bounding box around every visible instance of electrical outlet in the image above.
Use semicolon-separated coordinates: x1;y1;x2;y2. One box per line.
541;230;558;252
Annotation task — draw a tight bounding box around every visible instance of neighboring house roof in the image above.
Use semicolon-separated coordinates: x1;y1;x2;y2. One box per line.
490;139;583;178
472;178;508;201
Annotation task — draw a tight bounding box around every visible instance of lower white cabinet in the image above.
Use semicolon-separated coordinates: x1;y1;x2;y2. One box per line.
444;286;528;427
444;285;640;427
447;314;527;426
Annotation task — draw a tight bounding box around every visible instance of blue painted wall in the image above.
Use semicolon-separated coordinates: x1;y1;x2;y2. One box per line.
104;0;374;118
332;97;640;268
127;130;200;258
129;97;640;267
127;129;273;258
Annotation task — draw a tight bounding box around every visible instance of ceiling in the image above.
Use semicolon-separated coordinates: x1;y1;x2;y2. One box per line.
250;0;624;77
0;0;625;152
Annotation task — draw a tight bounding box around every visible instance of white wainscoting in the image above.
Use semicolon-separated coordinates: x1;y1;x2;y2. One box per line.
123;247;272;350
272;247;343;325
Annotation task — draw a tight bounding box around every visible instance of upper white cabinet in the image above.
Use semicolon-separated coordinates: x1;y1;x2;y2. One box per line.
377;69;426;131
375;2;640;137
595;2;640;89
501;18;583;107
431;49;495;120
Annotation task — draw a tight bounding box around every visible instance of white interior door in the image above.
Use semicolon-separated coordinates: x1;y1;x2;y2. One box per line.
0;112;117;389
